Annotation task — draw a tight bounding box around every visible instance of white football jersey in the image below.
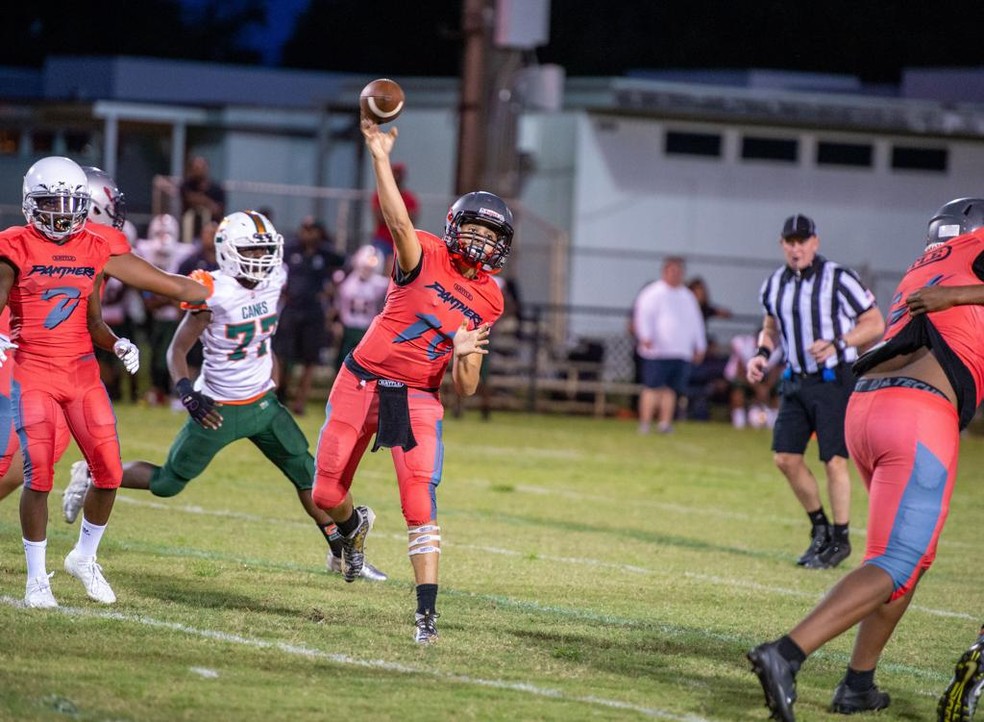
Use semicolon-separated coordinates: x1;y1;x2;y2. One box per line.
334;271;389;329
195;271;283;402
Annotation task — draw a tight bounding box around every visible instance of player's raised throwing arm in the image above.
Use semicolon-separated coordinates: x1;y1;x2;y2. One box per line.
103;252;211;303
361;116;420;275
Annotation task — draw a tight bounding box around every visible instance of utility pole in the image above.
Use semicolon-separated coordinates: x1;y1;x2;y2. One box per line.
455;0;493;196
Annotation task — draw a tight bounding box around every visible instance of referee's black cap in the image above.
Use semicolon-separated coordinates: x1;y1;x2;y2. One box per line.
781;214;816;239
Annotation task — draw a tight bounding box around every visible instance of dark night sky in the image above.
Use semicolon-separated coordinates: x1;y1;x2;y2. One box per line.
2;1;981;87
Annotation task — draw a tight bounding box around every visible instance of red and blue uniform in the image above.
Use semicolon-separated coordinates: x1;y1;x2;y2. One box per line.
0;307;70;478
0;223;129;492
313;232;503;525
850;229;984;599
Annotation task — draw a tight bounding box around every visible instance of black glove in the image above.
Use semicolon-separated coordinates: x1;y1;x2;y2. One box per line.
175;378;217;426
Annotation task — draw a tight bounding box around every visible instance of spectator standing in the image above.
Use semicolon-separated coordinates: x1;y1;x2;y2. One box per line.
273;217;345;414
371;162;418;272
747;214;885;570
747;199;984;720
332;244;389;371
180;156;226;238
632;256;707;434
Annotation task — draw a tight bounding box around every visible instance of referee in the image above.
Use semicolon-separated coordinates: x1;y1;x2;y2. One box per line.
747;215;885;569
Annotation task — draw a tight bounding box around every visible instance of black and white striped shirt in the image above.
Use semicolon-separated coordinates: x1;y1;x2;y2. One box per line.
759;255;877;375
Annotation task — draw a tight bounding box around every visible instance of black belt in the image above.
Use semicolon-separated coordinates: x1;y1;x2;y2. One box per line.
783;367;838;382
854;376;947;399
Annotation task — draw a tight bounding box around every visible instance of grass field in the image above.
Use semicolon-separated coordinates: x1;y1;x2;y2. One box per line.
0;404;980;721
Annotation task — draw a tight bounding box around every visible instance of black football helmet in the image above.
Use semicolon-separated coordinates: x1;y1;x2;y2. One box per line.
926;198;984;247
443;191;514;273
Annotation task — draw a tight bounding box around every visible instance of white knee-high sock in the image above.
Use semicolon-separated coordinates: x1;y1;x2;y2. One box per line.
23;538;47;580
77;518;107;558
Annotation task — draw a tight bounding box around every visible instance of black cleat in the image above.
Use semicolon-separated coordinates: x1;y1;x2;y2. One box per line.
938;631;984;722
339;506;374;583
748;641;798;722
805;539;852;570
831;680;890;714
797;525;830;567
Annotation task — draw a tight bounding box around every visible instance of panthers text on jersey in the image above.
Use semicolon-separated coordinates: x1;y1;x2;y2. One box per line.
353;231;504;389
0;223;129;359
195;270;282;402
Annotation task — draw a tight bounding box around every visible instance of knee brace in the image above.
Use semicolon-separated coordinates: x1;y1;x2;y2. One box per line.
408;524;441;558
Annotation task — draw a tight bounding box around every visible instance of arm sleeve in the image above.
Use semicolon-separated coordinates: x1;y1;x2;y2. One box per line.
836;267;876;314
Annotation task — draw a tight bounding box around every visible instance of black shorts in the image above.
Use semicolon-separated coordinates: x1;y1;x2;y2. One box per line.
771;367;854;462
273;310;328;365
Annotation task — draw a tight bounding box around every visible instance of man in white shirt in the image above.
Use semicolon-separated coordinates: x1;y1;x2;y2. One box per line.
632;256;707;434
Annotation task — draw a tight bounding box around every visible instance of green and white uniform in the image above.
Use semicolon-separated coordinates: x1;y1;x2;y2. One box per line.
151;269;315;497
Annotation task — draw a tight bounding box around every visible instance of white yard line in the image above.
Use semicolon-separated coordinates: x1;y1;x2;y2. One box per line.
0;596;709;722
111;494;976;623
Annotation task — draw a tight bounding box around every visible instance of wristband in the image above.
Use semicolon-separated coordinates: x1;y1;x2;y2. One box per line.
175;378;194;397
755;345;771;360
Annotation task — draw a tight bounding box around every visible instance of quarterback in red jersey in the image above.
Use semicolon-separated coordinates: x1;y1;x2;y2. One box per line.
2;156;211;609
748;198;984;721
312;115;513;643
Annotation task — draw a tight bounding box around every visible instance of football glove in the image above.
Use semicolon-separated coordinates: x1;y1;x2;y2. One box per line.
181;269;214;311
0;333;17;367
175;377;219;427
113;337;140;375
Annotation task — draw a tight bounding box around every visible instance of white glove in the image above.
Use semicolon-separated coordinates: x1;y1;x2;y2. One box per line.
0;333;17;367
113;337;140;375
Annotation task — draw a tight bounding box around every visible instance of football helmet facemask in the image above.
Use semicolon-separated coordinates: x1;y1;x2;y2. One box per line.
443;191;514;274
215;210;284;282
82;166;126;230
926;198;984;247
22;156;91;242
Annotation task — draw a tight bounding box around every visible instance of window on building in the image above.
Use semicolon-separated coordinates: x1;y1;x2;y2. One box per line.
32;131;54;154
665;131;721;157
0;130;20;155
816;141;873;167
891;146;948;172
741;136;798;163
65;131;91;154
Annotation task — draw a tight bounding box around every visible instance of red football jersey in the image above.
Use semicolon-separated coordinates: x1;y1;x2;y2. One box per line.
353;231;504;389
883;230;984;413
0;224;126;359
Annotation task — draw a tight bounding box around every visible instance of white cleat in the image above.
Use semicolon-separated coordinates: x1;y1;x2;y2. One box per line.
24;573;58;609
62;461;92;524
64;548;116;604
326;551;388;582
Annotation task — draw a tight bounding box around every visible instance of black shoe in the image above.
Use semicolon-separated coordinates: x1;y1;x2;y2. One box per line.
748;641;798;722
938;632;984;722
831;680;890;714
797;525;830;566
805;539;852;570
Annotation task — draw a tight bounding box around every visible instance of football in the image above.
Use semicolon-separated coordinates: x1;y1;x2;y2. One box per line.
359;78;405;124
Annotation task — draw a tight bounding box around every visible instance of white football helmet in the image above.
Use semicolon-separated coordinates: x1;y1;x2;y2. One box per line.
22;156;91;241
352;244;382;278
215;210;284;282
81;166;126;230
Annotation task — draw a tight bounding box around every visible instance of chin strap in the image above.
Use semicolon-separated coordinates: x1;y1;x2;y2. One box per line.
408;524;441;557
